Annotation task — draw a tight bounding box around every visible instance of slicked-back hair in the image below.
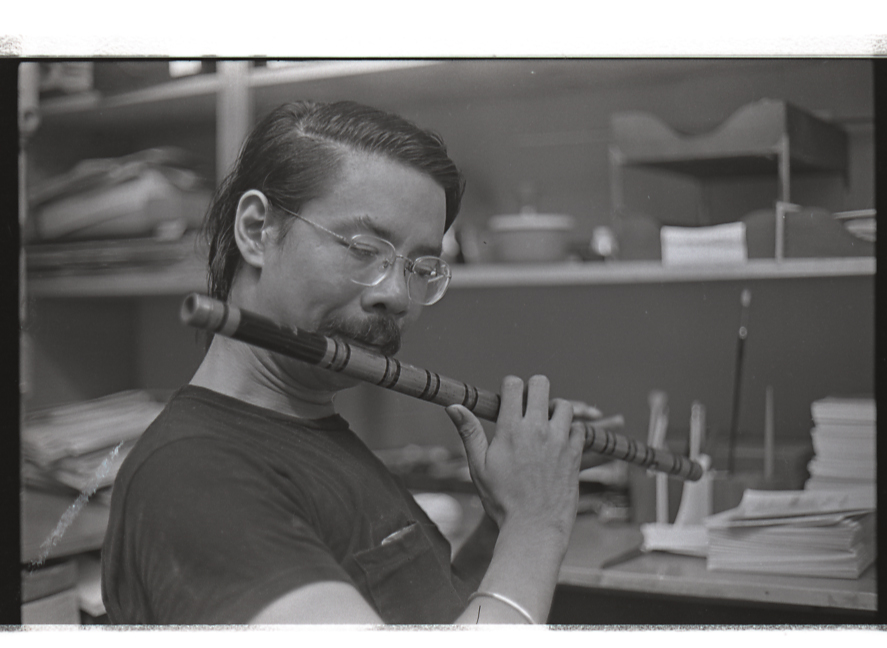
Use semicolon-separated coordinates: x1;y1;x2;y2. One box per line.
202;100;466;301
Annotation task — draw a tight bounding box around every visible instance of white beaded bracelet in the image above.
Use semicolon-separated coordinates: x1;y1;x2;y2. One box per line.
468;590;536;624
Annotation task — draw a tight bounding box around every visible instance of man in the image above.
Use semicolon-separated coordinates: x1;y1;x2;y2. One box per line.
102;100;591;624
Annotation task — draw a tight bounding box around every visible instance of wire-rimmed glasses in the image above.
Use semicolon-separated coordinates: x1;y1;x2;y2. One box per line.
271;203;452;306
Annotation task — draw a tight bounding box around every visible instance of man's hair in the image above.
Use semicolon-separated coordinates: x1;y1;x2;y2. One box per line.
202;100;466;301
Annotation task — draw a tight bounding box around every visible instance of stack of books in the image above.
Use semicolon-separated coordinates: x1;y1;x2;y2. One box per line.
705;488;876;579
22;390;166;493
806;396;876;494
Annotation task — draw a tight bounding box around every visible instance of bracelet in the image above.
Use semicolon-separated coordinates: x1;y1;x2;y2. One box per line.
468;591;536;624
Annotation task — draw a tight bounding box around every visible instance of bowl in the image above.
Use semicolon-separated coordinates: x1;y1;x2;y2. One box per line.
488;213;575;263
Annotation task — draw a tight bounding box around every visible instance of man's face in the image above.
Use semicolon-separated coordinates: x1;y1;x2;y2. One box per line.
251;152;448;389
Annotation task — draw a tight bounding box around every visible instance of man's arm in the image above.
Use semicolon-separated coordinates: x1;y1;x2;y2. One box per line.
250;582;383;624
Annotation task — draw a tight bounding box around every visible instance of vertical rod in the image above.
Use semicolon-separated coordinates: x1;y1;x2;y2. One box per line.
764;385;775;481
727;288;751;474
216;61;252;185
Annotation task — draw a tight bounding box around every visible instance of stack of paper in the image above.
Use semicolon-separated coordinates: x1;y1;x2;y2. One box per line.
806;396;876;494
660;222;747;266
22;390;166;493
705;489;876;579
28;147;209;242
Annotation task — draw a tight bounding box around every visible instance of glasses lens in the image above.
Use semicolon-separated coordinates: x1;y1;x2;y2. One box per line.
346;235;395;286
408;257;451;305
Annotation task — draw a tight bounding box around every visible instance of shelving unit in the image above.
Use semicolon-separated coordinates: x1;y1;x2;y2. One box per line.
609;98;850;224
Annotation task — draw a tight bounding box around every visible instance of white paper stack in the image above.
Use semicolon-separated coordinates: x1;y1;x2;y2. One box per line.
660;222;747;266
705;488;876;579
806;396;876;494
22;390;166;493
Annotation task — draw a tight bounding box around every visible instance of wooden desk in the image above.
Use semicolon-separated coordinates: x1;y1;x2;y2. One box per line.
552;515;877;624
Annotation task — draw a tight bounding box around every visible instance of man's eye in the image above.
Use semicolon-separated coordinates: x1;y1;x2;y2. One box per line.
348;242;381;258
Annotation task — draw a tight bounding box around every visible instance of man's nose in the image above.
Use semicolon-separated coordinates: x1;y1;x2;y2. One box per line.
360;258;411;315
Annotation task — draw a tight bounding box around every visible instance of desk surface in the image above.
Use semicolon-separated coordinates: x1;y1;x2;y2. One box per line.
559;515;877;612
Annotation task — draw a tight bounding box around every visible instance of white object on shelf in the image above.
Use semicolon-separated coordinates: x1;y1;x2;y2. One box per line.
660;222;747;266
641;403;713;558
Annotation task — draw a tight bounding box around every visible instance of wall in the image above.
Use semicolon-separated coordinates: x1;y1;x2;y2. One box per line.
335;273;875;455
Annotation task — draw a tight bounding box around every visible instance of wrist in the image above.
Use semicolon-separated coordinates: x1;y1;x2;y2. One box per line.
496;517;572;563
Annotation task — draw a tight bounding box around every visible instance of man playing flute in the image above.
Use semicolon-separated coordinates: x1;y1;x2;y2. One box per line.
102;100;599;624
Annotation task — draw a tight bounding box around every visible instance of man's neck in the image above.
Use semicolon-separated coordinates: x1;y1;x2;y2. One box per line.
189;336;339;420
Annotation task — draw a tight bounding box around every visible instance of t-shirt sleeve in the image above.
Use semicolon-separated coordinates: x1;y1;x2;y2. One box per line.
118;437;352;624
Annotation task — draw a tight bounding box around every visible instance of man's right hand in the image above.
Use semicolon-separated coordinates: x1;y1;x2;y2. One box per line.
446;374;586;547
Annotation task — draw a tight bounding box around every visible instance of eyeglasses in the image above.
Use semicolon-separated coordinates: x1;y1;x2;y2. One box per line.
271;203;452;306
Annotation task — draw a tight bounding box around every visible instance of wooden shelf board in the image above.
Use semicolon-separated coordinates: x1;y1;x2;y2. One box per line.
450;257;875;288
27;260;207;298
38;75;221;128
247;60;440;88
26;257;875;298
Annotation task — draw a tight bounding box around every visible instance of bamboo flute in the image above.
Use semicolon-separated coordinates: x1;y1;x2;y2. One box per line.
181;293;704;481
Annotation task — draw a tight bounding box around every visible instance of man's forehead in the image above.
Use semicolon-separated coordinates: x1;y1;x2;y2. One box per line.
312;153;447;249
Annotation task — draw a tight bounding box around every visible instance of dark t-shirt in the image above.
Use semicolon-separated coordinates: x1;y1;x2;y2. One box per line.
101;385;472;624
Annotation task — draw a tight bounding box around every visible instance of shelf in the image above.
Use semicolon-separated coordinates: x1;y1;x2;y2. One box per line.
37;73;222;129
248;60;439;88
610;99;849;178
609;99;851;221
26;255;207;298
37;60;782;132
451;258;875;287
36;61;440;131
26;257;875;298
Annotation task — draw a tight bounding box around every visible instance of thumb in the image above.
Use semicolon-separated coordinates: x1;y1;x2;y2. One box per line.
446;405;488;468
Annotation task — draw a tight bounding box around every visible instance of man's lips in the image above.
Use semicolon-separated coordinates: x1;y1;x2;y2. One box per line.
341;337;387;355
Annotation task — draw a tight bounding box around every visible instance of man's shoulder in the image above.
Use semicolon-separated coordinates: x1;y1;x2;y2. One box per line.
117;384;354;485
112;386;261;485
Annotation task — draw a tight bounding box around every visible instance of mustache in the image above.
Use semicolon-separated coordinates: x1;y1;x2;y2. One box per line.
316;315;402;356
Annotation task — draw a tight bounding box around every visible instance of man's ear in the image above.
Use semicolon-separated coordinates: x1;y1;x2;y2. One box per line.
234;190;273;269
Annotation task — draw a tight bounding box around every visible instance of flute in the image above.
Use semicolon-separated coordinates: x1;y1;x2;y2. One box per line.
181;293;703;481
